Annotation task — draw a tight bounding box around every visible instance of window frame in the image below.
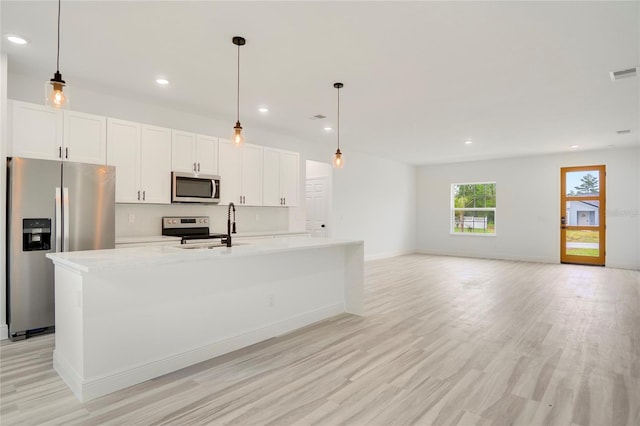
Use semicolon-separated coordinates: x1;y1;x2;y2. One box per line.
450;181;497;237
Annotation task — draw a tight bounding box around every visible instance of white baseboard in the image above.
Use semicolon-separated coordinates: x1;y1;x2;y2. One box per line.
365;249;415;261
55;302;345;402
0;324;8;340
415;249;557;265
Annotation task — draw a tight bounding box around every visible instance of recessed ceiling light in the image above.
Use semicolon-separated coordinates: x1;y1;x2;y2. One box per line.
324;127;332;131
7;34;28;45
464;140;473;145
156;78;169;85
258;107;269;113
570;144;579;149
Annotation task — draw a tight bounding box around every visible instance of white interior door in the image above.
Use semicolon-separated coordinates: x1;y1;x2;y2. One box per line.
306;177;328;237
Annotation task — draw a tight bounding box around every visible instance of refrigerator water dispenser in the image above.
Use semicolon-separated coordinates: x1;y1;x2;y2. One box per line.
22;218;52;251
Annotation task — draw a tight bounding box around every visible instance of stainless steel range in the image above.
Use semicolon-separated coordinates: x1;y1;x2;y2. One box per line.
161;216;227;244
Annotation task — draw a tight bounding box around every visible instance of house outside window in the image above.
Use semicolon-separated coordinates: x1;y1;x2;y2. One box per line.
451;182;496;235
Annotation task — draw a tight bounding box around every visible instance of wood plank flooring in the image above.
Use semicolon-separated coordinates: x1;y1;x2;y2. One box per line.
1;254;639;425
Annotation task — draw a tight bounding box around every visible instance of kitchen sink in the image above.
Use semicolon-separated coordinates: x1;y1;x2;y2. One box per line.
178;242;248;249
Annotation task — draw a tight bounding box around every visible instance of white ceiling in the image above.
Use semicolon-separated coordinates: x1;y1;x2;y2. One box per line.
2;1;639;165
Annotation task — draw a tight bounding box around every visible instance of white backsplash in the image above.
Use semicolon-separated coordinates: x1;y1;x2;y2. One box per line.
115;203;289;238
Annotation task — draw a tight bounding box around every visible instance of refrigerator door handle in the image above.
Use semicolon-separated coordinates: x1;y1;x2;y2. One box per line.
55;187;62;252
63;187;70;252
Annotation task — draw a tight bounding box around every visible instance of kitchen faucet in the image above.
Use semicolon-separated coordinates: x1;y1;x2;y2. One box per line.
223;202;237;247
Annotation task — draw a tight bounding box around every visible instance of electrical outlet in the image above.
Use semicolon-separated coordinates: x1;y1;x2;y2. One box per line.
128;213;135;223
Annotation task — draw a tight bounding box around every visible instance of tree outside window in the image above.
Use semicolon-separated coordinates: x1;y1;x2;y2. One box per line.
451;183;496;235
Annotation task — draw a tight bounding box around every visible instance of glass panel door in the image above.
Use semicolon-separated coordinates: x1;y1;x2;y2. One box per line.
560;165;606;265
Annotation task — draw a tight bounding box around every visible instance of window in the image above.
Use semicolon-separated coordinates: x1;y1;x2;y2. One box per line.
451;182;496;235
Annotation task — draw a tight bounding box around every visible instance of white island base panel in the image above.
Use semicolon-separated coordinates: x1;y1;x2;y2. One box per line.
48;239;364;401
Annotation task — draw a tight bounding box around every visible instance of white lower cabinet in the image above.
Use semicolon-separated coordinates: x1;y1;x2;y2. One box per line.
263;148;299;206
107;119;171;204
218;139;263;206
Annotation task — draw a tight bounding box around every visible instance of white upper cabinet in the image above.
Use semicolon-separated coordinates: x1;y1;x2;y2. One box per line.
107;118;140;203
10;100;106;164
171;130;196;173
140;125;172;204
10;100;63;161
218;138;240;205
217;139;263;206
240;143;263;206
263;147;299;206
63;110;107;164
196;134;218;175
263;148;281;206
171;131;219;175
279;150;299;206
107;119;171;204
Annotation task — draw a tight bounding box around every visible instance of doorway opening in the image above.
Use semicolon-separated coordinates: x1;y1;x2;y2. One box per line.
305;160;332;238
560;165;606;266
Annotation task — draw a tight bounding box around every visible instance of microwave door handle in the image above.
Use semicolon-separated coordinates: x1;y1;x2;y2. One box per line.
211;179;216;198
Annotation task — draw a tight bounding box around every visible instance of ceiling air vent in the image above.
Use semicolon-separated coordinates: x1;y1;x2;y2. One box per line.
616;129;631;135
610;67;637;81
308;114;326;120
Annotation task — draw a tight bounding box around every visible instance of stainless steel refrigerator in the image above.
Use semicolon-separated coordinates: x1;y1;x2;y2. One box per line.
6;157;115;340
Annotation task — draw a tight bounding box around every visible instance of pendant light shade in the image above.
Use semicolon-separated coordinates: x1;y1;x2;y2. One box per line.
332;82;344;169
232;36;246;146
45;0;69;109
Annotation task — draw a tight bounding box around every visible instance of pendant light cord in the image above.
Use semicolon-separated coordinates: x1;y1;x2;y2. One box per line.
236;44;240;121
56;0;61;72
337;86;340;150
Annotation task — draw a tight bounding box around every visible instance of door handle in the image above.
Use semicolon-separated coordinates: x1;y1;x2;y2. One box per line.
58;147;62;159
197;163;200;172
65;147;69;159
143;190;146;201
55;187;62;251
321;224;325;228
63;187;69;251
193;162;197;172
137;190;141;201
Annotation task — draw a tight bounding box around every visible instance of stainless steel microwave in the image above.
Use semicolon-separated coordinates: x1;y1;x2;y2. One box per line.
171;172;220;203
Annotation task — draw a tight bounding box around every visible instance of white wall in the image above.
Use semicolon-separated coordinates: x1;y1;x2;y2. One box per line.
417;147;640;270
1;54;8;339
333;151;417;260
6;71;418;254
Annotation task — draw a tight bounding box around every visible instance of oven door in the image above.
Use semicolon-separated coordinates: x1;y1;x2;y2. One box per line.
172;172;220;203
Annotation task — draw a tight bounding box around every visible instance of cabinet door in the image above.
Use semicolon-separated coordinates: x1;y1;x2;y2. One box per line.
218;138;240;205
280;150;299;206
171;130;196;173
196;135;218;175
240;144;263;206
106;119;141;203
10;100;63;160
63;110;107;164
262;148;281;206
140;125;172;204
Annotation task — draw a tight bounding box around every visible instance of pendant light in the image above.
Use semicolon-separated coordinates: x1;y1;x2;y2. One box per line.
45;0;69;109
232;36;246;146
332;82;344;169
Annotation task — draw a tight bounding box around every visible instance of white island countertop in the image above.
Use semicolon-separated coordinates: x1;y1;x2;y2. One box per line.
47;237;362;273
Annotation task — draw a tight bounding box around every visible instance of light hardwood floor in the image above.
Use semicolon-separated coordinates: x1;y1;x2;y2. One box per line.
1;254;639;425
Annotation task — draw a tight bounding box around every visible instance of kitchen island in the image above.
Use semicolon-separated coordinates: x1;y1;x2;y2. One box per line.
46;237;364;402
